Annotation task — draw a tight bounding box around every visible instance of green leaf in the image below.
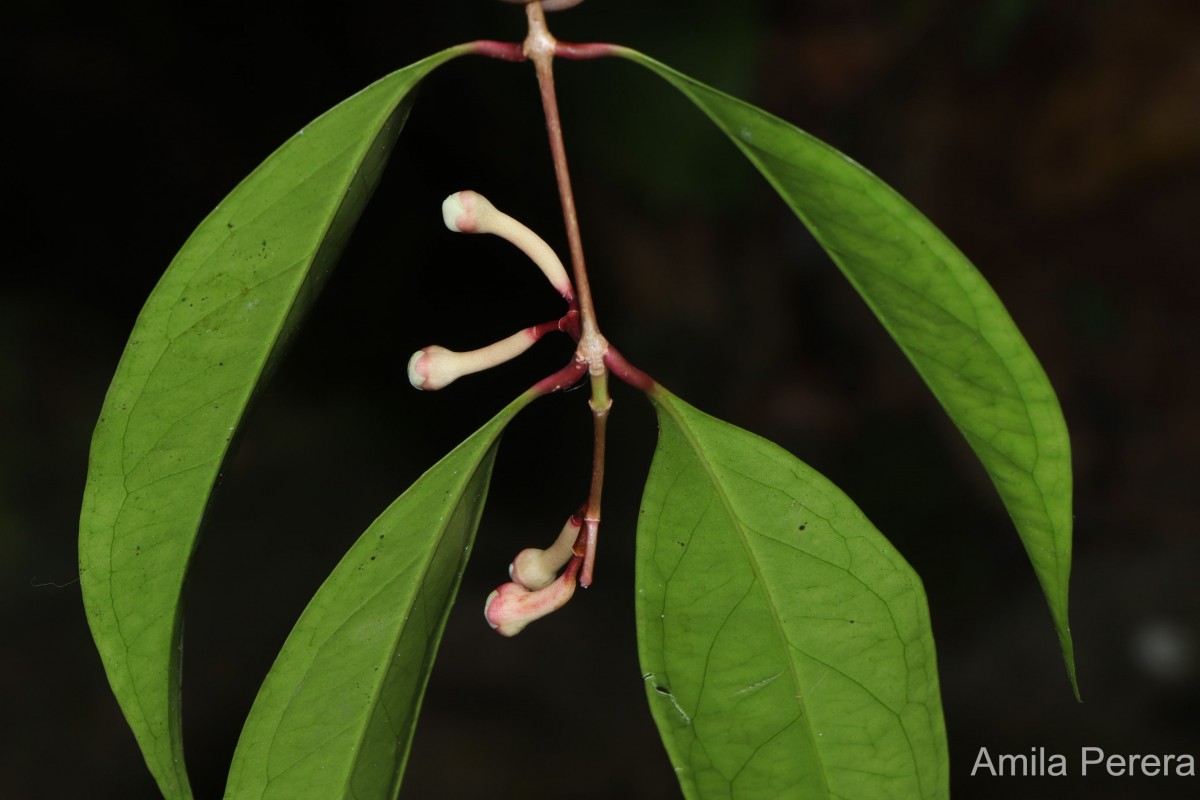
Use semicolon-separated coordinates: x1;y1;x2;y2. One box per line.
618;48;1076;694
638;390;947;799
77;47;467;799
224;395;527;800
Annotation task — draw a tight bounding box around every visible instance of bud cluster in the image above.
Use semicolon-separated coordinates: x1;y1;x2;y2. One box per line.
408;193;591;635
484;513;585;636
405;191;579;393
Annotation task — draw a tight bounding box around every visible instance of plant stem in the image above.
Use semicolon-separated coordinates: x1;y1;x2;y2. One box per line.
604;346;658;393
524;2;610;585
469;40;526;61
523;4;600;345
580;386;608;586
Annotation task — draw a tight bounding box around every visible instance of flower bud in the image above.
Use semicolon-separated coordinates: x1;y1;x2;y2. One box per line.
485;558;581;636
441;190;574;301
406;346;450;390
441;190;482;234
508;514;582;590
406;329;539;391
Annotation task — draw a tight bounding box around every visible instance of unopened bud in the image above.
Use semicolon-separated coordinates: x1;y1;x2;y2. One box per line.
509;514;582;590
406;346;456;391
485;557;581;636
406;329;539;391
441;190;574;301
441;190;481;233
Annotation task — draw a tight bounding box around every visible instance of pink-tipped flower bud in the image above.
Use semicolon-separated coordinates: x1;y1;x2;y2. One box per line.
441;190;574;301
406;346;457;391
485;557;581;637
441;190;482;234
508;514;582;590
406;329;540;391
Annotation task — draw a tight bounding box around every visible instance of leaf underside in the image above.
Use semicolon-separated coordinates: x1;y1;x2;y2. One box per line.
77;48;466;799
638;390;947;799
224;396;527;800
619;48;1076;695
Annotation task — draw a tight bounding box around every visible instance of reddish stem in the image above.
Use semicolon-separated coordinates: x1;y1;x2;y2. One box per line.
524;9;599;344
604;346;657;393
558;307;581;341
529;307;580;344
562;553;583;583
578;393;609;587
467;38;616;63
469;40;526;61
554;41;618;60
529;358;588;397
520;3;615;586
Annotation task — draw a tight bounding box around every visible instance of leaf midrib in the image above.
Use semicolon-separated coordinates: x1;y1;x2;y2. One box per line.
330;398;525;797
256;440;492;796
655;393;832;799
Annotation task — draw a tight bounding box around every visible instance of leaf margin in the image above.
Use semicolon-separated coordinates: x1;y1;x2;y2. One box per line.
615;46;1076;695
224;393;531;800
637;387;949;799
77;46;470;799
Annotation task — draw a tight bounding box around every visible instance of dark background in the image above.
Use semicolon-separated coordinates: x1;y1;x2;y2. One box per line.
5;0;1198;797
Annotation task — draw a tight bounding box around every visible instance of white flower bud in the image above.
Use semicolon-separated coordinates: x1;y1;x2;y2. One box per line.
441;190;574;300
406;329;539;391
508;514;582;590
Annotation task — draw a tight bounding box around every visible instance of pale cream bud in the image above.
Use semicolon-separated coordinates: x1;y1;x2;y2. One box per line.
406;329;538;391
509;514;582;590
441;190;574;300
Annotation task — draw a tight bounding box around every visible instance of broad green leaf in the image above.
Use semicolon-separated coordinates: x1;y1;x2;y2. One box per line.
225;395;528;800
618;48;1076;693
77;47;467;799
638;390;947;799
